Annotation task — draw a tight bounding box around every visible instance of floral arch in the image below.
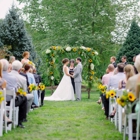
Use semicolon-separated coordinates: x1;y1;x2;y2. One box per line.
45;46;99;98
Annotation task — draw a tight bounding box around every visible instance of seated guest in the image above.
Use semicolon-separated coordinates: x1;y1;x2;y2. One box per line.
1;59;27;128
24;64;39;107
105;63;125;119
8;56;15;72
126;54;140;98
110;56;117;68
33;68;45;106
119;64;135;89
10;60;34;114
108;63;125;90
121;56;127;65
21;51;30;65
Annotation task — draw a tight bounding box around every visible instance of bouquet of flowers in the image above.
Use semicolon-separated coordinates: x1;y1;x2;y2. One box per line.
38;83;45;90
116;90;136;107
0;91;4;104
28;61;35;67
97;83;107;94
16;88;27;96
28;84;37;92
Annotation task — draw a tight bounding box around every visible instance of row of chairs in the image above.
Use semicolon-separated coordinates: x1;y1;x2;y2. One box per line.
109;89;140;140
0;89;19;136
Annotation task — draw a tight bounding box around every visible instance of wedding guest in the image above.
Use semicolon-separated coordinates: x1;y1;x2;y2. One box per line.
126;54;140;98
10;60;34;114
8;56;15;72
33;68;45;106
0;60;12;125
110;56;117;68
133;56;138;74
105;63;125;119
21;51;30;65
24;64;39;107
69;59;75;93
119;64;135;89
1;59;27;128
121;56;127;65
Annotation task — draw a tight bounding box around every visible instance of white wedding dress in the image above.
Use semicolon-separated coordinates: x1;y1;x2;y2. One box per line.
44;66;75;101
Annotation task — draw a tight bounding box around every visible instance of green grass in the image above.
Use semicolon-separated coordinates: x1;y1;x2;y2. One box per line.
1;91;124;140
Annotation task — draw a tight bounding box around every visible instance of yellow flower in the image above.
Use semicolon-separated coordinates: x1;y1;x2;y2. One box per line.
117;97;126;107
51;53;55;57
51;46;57;50
91;51;95;55
86;48;91;52
106;91;110;99
40;85;45;90
50;71;53;75
72;48;77;52
91;71;95;75
23;92;27;96
128;92;136;102
90;76;93;80
50;61;54;65
89;59;92;63
109;90;116;98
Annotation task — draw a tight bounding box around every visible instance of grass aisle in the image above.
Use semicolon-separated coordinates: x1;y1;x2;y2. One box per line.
1;92;123;140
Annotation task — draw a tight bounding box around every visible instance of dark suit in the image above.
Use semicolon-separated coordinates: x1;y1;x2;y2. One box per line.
112;62;117;68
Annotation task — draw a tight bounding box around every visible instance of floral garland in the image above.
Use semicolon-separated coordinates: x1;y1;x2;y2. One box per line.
45;46;99;89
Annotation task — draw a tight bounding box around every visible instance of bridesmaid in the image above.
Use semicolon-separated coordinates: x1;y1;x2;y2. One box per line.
21;51;30;65
69;59;75;93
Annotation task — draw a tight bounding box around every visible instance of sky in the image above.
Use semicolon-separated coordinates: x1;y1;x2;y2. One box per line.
0;0;24;19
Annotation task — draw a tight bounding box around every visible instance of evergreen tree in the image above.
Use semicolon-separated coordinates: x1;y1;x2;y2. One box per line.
116;20;140;64
0;6;36;61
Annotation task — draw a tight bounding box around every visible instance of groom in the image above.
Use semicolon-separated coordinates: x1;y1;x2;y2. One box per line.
73;57;83;101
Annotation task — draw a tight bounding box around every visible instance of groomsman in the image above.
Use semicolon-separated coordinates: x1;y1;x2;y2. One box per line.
73;57;83;101
110;56;117;68
121;56;127;65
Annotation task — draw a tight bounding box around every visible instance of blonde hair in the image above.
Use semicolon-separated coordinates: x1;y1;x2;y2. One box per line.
0;61;3;78
124;64;135;80
23;51;29;57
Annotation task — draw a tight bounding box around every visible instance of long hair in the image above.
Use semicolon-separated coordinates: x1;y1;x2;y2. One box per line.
124;64;135;80
0;61;3;78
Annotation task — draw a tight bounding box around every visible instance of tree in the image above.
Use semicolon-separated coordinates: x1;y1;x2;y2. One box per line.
116;20;140;63
0;6;37;62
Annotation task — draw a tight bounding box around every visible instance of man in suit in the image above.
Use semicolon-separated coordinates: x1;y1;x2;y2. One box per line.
121;56;127;65
73;57;83;101
10;60;34;114
1;59;27;128
110;56;117;68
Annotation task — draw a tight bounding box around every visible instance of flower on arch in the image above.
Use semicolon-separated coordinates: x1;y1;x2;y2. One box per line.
90;63;94;70
94;51;98;55
46;49;51;54
51;46;57;50
72;48;77;52
50;61;54;65
89;59;93;63
51;76;54;80
49;71;53;75
90;76;93;80
86;47;91;52
90;70;95;75
65;46;71;52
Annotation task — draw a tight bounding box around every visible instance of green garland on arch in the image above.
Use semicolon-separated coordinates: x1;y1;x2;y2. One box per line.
45;46;100;98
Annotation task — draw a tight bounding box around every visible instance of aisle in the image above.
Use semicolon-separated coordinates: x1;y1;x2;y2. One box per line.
1;93;123;140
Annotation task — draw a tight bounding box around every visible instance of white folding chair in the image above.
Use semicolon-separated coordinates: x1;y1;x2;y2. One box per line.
38;90;42;106
0;89;7;136
6;89;19;130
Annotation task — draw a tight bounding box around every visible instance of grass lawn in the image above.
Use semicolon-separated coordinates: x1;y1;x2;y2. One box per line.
1;90;124;140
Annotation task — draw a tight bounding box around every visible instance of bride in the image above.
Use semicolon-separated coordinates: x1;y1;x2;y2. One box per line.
45;58;75;101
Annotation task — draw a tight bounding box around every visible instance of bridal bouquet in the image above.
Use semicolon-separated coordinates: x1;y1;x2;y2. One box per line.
116;90;136;107
28;84;37;92
28;61;35;67
16;88;27;96
0;91;4;104
38;83;45;90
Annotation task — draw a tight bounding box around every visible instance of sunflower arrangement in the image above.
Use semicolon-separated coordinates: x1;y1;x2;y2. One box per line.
106;90;116;99
89;59;93;63
16;88;27;96
38;83;46;91
0;91;4;104
28;84;37;92
97;84;107;94
116;90;136;107
86;48;91;52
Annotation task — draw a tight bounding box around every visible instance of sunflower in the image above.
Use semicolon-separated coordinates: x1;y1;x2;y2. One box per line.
128;92;136;102
29;86;32;92
106;91;110;99
51;53;55;57
51;46;57;50
86;48;91;52
90;76;93;80
91;51;95;55
40;85;45;90
50;61;54;65
120;98;127;107
89;59;92;63
23;92;27;96
91;71;95;75
49;71;53;75
109;90;116;98
72;48;77;52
